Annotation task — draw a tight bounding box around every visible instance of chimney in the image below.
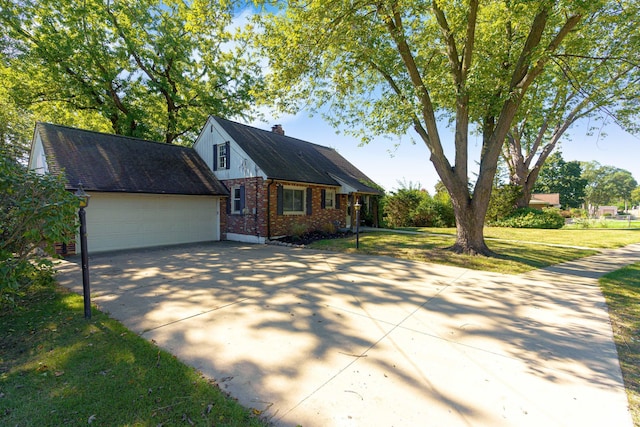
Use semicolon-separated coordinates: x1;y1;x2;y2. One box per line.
271;124;285;135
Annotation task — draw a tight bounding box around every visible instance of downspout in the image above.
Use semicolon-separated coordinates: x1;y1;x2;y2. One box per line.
267;178;274;239
255;166;260;240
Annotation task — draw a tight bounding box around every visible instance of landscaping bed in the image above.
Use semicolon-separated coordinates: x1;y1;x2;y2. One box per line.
270;230;354;246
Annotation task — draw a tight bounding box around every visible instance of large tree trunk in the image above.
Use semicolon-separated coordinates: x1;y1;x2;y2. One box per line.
443;170;495;256
450;201;493;256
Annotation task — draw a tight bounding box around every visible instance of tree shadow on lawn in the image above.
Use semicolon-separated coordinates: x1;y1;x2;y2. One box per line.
54;242;629;426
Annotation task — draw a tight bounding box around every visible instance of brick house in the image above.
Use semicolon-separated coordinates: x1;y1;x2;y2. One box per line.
193;116;383;243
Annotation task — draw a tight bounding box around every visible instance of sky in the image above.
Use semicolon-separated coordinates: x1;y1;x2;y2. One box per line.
245;112;640;194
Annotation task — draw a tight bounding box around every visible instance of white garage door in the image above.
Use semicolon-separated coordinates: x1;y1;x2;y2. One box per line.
82;193;220;253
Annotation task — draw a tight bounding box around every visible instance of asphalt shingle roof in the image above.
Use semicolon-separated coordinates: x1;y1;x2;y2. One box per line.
35;122;229;196
213;117;382;194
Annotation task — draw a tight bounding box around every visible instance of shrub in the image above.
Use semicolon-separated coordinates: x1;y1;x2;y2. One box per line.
383;184;455;228
414;198;455;227
288;222;308;239
559;210;572;218
0;151;78;306
491;207;565;229
320;222;337;235
570;208;588;218
383;187;423;228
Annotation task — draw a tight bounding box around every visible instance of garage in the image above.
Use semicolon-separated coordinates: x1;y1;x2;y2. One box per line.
85;193;220;253
29;122;229;253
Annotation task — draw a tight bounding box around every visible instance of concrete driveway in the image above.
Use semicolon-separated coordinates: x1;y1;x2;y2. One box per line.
55;242;640;427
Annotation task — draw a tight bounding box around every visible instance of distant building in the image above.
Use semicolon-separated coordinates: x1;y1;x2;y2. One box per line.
529;193;561;210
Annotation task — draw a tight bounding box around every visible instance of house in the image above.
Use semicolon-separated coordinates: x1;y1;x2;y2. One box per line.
193;116;383;243
28;117;382;252
29;123;229;253
595;205;618;217
528;193;561;210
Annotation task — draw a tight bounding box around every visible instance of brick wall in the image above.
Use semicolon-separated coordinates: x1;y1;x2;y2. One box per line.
267;182;346;238
219;197;228;240
221;178;347;239
222;177;268;239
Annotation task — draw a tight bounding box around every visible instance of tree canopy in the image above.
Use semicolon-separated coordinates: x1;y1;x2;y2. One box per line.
533;152;586;208
502;0;639;208
0;0;262;145
581;161;637;210
253;0;620;254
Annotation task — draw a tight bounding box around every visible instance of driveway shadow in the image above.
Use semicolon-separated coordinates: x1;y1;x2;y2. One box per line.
55;241;637;427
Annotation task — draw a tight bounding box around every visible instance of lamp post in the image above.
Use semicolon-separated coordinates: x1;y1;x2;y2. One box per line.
75;183;91;319
354;198;361;249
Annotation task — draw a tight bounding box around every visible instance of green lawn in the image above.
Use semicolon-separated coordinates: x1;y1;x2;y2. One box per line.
310;231;598;274
600;264;640;426
0;282;268;427
405;226;640;249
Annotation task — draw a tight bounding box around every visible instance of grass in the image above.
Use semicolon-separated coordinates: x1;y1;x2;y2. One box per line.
310;231;598;274
600;264;640;426
405;226;640;249
0;281;269;427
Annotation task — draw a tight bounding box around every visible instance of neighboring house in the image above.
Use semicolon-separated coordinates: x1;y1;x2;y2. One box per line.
528;193;561;210
29;123;229;253
595;206;618;217
193;116;383;243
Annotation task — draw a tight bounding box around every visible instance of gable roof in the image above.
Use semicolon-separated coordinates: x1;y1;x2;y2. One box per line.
212;117;382;194
33;122;228;196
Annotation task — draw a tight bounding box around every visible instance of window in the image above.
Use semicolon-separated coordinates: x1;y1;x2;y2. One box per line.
213;141;230;171
233;186;243;213
218;144;228;169
283;188;305;213
277;186;311;215
324;189;336;209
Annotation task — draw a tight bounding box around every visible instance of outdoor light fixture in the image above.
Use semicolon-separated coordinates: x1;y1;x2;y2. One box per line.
75;183;90;208
75;183;91;319
354;198;361;249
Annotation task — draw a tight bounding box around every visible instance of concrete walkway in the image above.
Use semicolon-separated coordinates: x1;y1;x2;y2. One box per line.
55;242;640;427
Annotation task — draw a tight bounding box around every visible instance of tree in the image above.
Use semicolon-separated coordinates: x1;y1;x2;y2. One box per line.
486;184;521;224
502;1;639;209
254;1;601;255
0;149;78;305
0;61;33;160
581;161;638;210
631;186;640;207
533;152;586;208
0;0;262;144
